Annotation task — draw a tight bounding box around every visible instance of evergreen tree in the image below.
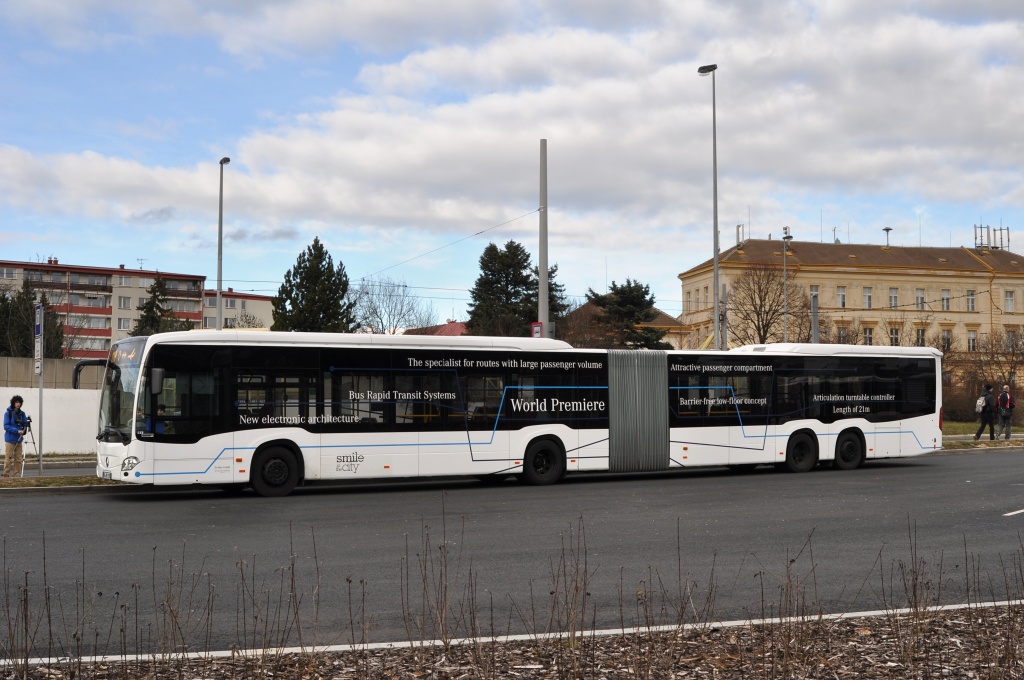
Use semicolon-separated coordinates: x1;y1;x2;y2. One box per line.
467;241;566;337
131;275;193;337
586;279;671;349
272;236;358;332
0;281;64;357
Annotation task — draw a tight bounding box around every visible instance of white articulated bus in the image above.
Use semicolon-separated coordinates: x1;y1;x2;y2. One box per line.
74;331;942;496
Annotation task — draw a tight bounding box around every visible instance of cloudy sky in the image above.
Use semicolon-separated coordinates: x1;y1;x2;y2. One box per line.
1;1;1022;322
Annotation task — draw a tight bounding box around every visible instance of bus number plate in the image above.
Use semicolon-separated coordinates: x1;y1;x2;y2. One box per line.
102;471;112;480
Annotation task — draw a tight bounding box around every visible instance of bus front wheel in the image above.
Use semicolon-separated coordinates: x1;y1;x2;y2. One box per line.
782;433;817;473
833;431;865;470
522;440;566;485
251;447;299;497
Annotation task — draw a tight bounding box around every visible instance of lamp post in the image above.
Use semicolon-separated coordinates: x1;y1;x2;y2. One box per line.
698;63;720;350
782;226;793;342
216;156;230;331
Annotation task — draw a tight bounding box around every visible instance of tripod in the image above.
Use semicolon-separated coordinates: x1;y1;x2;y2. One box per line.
20;425;37;479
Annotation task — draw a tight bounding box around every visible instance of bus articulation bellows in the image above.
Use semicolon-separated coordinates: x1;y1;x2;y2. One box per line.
74;331;942;497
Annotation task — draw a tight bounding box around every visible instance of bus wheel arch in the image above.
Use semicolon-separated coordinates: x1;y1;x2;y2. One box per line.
521;436;567;485
833;429;866;470
249;441;303;497
781;430;818;473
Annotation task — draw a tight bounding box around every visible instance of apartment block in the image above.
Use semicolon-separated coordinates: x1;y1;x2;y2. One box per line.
1;258;273;359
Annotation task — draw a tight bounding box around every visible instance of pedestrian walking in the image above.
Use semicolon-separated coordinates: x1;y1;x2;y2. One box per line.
974;384;997;441
996;384;1016;440
2;395;29;477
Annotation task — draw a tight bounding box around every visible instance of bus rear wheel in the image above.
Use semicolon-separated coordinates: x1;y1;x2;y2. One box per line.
522;439;566;485
782;433;817;473
833;431;865;470
250;447;299;497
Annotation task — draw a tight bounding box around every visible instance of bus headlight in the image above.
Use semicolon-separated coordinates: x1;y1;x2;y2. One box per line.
121;457;140;472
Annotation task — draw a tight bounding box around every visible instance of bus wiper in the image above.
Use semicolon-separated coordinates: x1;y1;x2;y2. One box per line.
98;426;129;445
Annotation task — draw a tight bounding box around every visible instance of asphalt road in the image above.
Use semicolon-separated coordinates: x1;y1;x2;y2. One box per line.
2;450;1023;658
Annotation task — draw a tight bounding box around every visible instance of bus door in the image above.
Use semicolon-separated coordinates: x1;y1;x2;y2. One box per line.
727;362;774;465
897;358;939;455
321;348;416;480
872;359;905;458
140;345;234;484
413;352;510;477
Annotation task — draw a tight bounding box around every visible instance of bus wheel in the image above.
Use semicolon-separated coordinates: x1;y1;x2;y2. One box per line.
783;433;817;473
833;431;865;470
522;440;565;485
251;447;299;497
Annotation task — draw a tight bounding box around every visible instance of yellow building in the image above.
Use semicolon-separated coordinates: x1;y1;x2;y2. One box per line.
679;238;1024;351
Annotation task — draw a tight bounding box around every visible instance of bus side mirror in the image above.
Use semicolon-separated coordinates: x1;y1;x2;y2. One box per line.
150;368;165;395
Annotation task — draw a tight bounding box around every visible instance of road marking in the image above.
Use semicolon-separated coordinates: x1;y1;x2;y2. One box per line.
1004;508;1024;517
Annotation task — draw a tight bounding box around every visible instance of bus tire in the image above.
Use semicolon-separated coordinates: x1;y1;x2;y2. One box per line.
783;432;817;473
250;447;299;497
833;430;865;470
522;439;566;485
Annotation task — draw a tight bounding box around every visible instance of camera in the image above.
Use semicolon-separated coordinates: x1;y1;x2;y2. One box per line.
24;415;31;431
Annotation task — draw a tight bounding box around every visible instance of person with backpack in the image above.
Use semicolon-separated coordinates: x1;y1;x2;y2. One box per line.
974;384;996;441
996;384;1016;440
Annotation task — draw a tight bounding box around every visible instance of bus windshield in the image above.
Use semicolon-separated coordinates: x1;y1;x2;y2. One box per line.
98;337;147;444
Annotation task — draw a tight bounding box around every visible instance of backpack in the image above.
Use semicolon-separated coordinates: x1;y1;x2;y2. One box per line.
975;395;987;413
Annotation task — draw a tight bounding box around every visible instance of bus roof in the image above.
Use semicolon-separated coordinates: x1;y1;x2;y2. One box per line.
726;342;942;358
131;330;577;352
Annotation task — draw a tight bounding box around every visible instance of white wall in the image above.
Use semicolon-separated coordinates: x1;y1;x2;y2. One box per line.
9;388;100;454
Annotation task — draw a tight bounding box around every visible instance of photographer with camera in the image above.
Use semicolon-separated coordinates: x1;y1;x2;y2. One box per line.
3;395;29;478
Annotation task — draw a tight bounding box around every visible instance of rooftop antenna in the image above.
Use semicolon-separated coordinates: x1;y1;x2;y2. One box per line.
883;227;892;247
137;258;147;269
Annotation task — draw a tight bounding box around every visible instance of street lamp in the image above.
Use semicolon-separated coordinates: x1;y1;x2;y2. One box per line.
216;156;230;331
783;226;793;342
698;63;720;349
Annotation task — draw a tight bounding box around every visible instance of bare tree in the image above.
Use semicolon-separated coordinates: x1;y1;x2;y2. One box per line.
235;310;265;329
728;262;828;345
355;276;436;335
728;263;787;345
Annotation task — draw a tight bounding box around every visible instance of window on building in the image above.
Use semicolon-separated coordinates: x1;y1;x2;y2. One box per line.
968;330;977;352
685;292;691;313
206;296;216;307
139;297;147;308
837;286;846;309
1007;329;1017;347
703;286;709;309
118;296;132;309
890;328;900;346
203;316;216;329
118;275;132;286
941;329;952;352
966;290;975;312
1006;290;1015;313
0;267;16;279
837;326;848;343
863;287;872;310
889;287;898;309
117;318;131;330
863;327;874;345
224;317;237;328
241;300;247;310
916;328;926;347
225;298;236;309
941;289;951;311
139;277;153;288
916;288;925;310
51;272;64;283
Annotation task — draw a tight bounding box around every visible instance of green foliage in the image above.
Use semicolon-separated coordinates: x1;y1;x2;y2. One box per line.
130;275;194;337
0;281;64;358
272;236;359;332
467;240;567;337
586;279;671;349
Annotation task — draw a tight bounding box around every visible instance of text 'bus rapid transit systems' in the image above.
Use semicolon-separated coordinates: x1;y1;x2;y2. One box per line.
73;331;942;497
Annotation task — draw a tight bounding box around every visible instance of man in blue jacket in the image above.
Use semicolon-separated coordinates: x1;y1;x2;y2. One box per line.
3;395;29;477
